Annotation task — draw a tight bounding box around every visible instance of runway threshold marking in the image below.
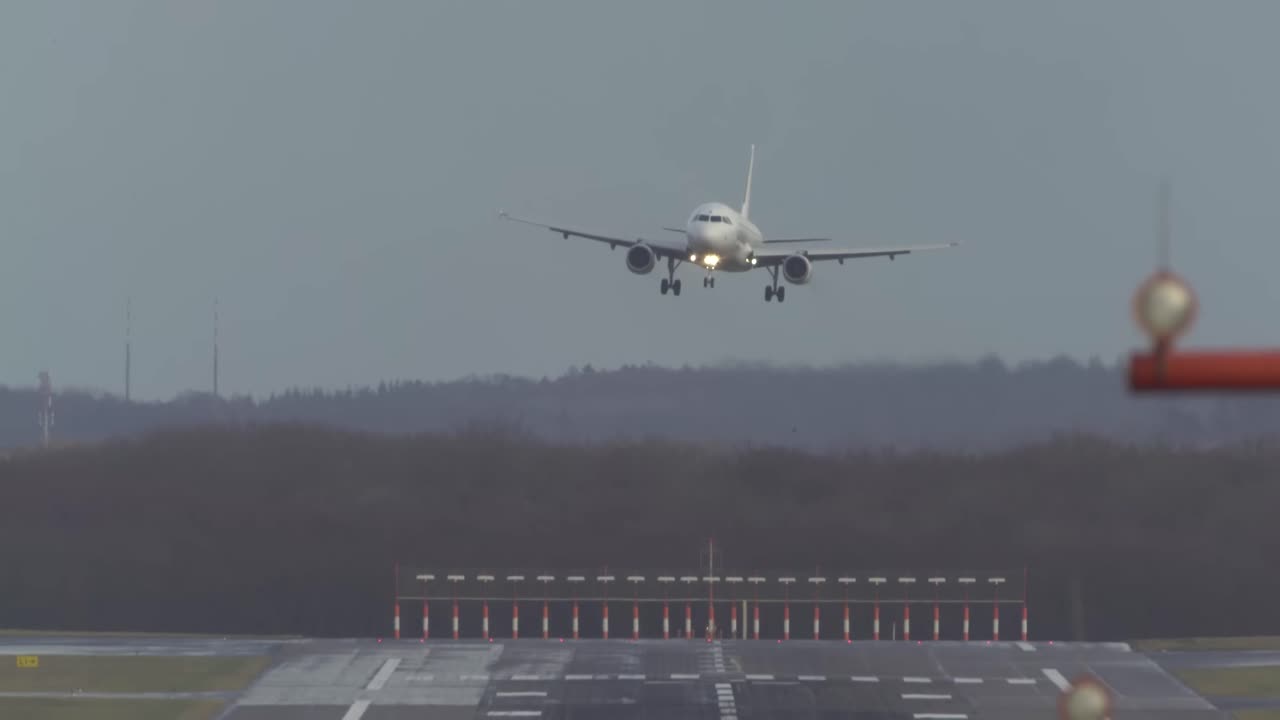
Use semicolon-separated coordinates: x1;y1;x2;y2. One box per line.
1042;668;1072;691
367;658;400;691
487;712;542;718
618;674;646;680
671;673;700;680
565;674;592;681
340;700;371;720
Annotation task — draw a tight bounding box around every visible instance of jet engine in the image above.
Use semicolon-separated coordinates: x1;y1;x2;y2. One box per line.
625;244;657;274
782;253;813;285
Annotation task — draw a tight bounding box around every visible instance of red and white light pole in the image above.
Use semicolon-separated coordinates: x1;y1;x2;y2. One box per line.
958;577;975;641
538;575;554;640
628;576;644;640
928;577;945;641
1022;566;1029;643
780;577;795;641
417;574;435;640
809;576;826;640
393;562;401;640
598;574;614;640
568;575;584;640
748;577;764;640
989;577;1006;642
727;577;742;639
869;578;886;641
899;577;916;642
838;577;855;642
658;576;674;639
507;575;524;640
682;576;697;639
478;575;494;641
448;575;463;639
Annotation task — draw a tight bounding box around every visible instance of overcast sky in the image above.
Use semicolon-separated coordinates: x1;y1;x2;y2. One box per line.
3;1;1279;400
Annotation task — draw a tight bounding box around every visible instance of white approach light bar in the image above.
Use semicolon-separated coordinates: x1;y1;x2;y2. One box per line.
627;576;645;583
537;575;555;582
657;576;676;583
747;577;766;583
808;577;827;584
478;575;495;582
507;575;525;582
447;575;465;582
837;577;856;584
899;577;917;584
416;574;436;581
567;576;585;582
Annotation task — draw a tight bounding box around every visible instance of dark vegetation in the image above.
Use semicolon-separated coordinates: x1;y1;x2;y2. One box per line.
0;424;1276;642
8;357;1280;452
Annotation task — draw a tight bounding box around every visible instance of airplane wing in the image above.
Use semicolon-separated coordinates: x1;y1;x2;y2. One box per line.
500;211;686;259
752;242;959;265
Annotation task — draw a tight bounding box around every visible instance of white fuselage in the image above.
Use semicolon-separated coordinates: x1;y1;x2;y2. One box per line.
684;202;763;272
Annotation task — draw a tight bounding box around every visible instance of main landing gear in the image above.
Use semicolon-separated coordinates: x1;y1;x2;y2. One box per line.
764;267;786;302
659;257;683;296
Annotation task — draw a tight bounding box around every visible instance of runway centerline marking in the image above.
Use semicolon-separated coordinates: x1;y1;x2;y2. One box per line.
904;676;932;683
798;675;826;681
1007;678;1037;685
903;693;953;700
746;674;774;680
952;678;983;684
851;676;880;683
912;714;967;719
1042;668;1071;691
366;658;399;691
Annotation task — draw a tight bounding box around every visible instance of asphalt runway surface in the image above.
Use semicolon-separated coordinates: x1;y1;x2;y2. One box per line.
0;637;1239;718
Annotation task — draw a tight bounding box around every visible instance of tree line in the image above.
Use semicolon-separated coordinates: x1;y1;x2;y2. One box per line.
5;356;1280;452
0;424;1275;641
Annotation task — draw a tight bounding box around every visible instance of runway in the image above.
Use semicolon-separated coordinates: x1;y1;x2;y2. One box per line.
0;637;1234;718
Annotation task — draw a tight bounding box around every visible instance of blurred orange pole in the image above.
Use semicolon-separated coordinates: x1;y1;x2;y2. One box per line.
1129;350;1280;391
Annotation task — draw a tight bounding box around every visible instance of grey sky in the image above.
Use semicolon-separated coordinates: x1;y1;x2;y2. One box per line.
3;1;1279;400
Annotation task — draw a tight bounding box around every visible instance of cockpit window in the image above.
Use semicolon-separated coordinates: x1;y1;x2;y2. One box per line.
721;216;732;225
696;214;710;222
710;215;723;223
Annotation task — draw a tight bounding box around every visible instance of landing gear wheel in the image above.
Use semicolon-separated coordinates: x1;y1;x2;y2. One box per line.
672;279;682;296
765;286;774;302
660;278;670;295
776;286;786;303
710;277;715;288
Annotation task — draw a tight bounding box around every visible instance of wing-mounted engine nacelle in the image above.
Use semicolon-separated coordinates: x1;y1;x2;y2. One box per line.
782;253;813;285
625;244;657;274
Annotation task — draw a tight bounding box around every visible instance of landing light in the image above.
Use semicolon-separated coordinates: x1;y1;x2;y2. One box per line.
690;254;698;262
703;254;720;268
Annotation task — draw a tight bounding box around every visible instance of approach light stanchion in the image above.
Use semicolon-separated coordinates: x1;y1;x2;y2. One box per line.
748;577;765;640
422;575;434;641
899;577;916;642
780;577;795;641
628;576;645;640
537;575;554;639
1058;674;1113;720
869;578;886;641
727;577;743;639
838;577;855;642
507;575;525;640
681;576;697;639
1022;565;1029;642
393;561;401;640
478;574;494;641
703;572;720;640
448;574;464;639
658;576;674;639
598;574;614;640
568;575;584;640
928;577;945;641
809;576;826;640
958;577;975;641
989;577;1006;641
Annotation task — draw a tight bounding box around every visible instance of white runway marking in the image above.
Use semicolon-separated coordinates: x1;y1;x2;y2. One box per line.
565;674;592;681
851;676;880;683
461;674;491;682
497;691;548;698
671;673;700;680
487;712;542;718
1042;668;1072;691
798;675;826;681
904;676;932;683
512;674;550;681
952;678;983;684
746;674;775;680
618;674;646;680
1017;642;1035;652
903;693;953;700
1006;678;1037;685
340;700;371;720
366;659;400;691
912;714;967;719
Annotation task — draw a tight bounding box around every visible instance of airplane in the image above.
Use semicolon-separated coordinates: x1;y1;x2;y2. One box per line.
499;145;958;302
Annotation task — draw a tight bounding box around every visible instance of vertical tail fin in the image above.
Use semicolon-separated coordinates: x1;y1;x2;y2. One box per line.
741;144;755;220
